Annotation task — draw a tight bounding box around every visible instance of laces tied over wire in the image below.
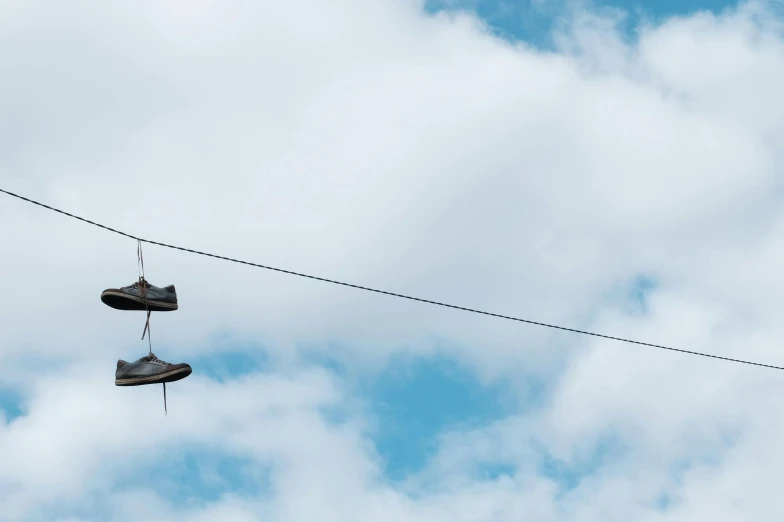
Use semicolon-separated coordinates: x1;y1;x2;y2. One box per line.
137;241;152;352
137;241;166;415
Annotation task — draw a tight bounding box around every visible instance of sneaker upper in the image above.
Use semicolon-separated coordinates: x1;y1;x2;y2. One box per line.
116;353;190;379
106;279;178;304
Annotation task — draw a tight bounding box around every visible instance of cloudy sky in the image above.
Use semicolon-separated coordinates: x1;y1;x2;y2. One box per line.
2;0;784;520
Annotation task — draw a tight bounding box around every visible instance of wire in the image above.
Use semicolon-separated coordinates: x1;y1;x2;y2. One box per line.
2;186;783;372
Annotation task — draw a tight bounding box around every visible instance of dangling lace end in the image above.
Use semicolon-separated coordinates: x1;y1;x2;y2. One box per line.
163;382;167;416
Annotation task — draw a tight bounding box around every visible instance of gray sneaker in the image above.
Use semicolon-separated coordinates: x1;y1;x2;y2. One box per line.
101;278;178;311
115;353;192;386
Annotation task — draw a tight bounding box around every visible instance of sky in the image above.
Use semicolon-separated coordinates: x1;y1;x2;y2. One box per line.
424;0;745;44
2;0;784;520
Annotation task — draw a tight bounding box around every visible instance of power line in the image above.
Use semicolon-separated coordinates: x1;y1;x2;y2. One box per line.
2;186;782;372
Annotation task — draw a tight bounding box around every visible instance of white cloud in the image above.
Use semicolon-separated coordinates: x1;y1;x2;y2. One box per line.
3;0;784;520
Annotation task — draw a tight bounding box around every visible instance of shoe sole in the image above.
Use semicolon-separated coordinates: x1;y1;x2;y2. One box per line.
101;291;178;312
115;366;192;386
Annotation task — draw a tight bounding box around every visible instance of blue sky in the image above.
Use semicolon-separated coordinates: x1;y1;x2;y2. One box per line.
0;0;696;504
0;387;23;423
426;0;740;45
0;269;657;511
110;273;654;502
364;354;521;481
361;0;698;489
3;0;783;519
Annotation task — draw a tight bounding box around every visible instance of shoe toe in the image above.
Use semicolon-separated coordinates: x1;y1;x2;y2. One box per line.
167;363;192;377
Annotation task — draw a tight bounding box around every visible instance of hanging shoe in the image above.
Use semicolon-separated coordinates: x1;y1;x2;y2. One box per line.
115;353;192;386
101;278;178;311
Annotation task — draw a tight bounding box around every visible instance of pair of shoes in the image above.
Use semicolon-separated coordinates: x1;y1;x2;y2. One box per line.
102;279;192;388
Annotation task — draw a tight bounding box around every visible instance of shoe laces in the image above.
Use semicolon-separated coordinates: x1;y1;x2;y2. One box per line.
127;278;149;290
136;240;168;416
147;353;169;365
146;353;170;415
